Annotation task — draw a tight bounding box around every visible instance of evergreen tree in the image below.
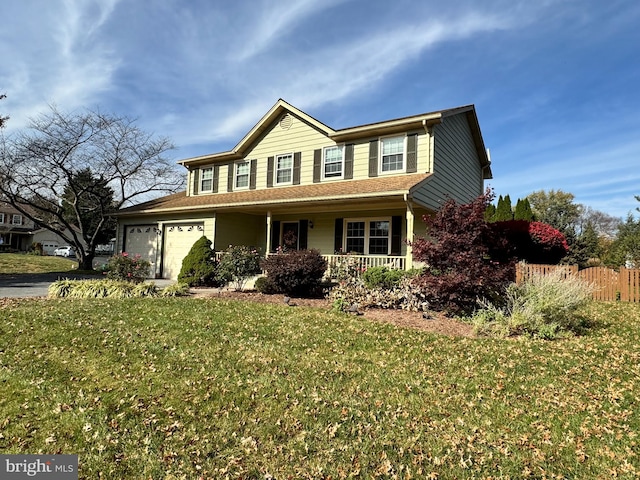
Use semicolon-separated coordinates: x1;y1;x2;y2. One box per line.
485;203;497;222
61;168;117;246
514;198;534;221
495;194;513;221
178;236;220;287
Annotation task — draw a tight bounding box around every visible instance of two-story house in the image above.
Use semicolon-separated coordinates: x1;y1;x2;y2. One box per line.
115;99;492;279
0;201;36;251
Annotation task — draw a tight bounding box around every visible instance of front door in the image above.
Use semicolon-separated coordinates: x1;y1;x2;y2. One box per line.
281;222;299;250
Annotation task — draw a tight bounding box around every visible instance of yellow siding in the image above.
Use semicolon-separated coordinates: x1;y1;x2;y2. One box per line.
214;214;265;250
245;114;332;187
189;118;433;195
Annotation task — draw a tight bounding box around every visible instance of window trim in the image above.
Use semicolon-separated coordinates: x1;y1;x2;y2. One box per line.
234;161;250;190
12;214;23;226
322;145;344;180
275;152;294;185
200;167;213;193
0;213;4;224
343;217;391;255
379;135;407;174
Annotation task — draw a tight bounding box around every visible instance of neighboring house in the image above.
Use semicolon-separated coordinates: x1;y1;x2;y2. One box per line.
0;201;36;251
115;99;492;279
31;227;88;255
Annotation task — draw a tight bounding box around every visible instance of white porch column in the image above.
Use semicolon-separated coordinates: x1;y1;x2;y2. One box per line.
405;202;414;270
266;211;272;254
211;212;217;249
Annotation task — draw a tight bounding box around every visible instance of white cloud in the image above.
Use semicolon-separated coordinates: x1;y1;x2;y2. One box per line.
0;0;120;130
233;0;349;62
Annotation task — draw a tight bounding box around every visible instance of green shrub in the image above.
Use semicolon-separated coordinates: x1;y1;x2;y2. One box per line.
178;236;219;287
105;252;150;283
326;254;365;282
254;276;277;294
217;245;263;291
362;266;407;289
471;271;594;339
28;242;43;256
261;249;327;297
48;279;160;298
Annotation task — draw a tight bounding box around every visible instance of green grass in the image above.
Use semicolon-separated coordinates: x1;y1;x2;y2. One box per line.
0;252;77;274
1;299;639;478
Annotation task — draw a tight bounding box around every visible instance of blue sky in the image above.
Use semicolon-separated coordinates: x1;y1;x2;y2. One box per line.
1;0;639;218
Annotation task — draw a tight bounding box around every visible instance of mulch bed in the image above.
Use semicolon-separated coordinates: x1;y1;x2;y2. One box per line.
191;289;476;338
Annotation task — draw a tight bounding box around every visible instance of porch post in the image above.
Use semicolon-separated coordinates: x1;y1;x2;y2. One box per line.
266;211;272;254
211;212;217;249
405;202;414;270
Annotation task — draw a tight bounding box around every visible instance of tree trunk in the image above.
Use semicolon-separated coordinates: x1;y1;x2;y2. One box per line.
78;253;95;271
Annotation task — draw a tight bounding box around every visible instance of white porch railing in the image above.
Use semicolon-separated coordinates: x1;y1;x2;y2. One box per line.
322;254;406;279
215;251;407;279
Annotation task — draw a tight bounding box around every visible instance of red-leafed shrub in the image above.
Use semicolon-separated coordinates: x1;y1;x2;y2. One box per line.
261;249;328;297
494;220;569;264
410;192;516;315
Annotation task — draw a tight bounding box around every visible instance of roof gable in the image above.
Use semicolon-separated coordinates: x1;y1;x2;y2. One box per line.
179;100;490;173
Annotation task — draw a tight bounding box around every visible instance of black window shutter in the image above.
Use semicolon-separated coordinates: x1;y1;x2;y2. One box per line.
391;215;402;256
270;220;281;252
313;149;321;183
267;156;274;187
249;159;257;190
227;163;234;192
344;144;354;179
293;152;302;185
406;134;418;173
213;165;219;193
368;140;378;177
334;218;344;253
299;220;308;250
192;169;200;195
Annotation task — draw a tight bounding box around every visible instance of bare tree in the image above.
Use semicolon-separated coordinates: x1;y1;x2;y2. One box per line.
578;206;621;239
0;106;184;270
0;93;8;128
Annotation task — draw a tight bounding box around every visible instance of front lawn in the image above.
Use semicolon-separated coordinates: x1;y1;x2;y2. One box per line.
0;252;77;274
1;298;639;478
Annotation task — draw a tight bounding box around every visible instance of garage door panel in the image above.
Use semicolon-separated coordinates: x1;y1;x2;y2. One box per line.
124;225;158;277
162;223;204;279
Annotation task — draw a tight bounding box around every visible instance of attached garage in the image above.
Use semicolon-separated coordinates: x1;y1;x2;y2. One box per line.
161;223;205;279
123;225;160;277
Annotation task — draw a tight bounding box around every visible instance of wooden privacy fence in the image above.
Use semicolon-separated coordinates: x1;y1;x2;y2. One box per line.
516;263;640;302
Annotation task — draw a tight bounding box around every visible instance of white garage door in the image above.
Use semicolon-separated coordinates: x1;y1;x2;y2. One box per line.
162;223;205;279
124;225;159;277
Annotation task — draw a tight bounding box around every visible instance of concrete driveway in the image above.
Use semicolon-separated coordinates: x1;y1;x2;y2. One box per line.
0;272;175;298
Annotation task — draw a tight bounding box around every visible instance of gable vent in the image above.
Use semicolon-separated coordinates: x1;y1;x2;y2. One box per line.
279;114;293;130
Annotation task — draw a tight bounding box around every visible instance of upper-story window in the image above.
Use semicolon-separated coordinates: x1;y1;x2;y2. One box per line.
12;214;23;226
380;135;405;173
323;146;344;179
276;153;293;185
0;213;4;224
200;167;213;192
235;161;250;189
